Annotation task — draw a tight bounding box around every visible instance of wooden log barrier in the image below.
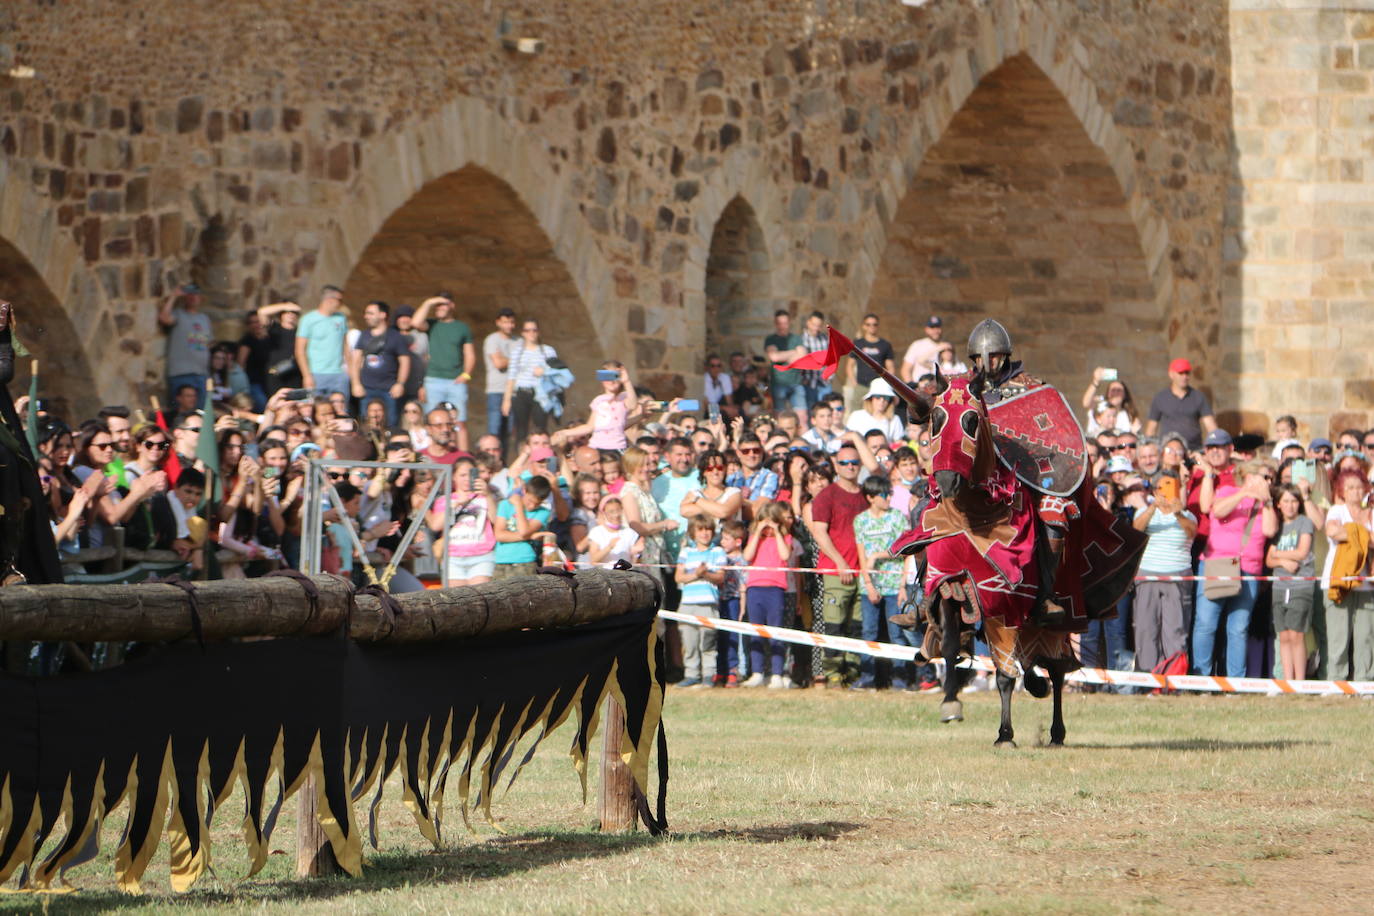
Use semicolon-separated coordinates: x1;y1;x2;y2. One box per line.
0;568;659;643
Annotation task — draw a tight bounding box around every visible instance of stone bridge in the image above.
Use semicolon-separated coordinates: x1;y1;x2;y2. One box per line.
0;0;1366;435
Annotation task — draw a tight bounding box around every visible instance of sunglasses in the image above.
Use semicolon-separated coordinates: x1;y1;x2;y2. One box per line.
144;440;171;451
836;459;861;467
91;442;114;450
738;446;761;455
386;442;409;451
180;426;202;433
1108;444;1130;451
703;463;726;471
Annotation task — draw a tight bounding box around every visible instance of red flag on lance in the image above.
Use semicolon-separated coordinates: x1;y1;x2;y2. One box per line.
784;326;925;407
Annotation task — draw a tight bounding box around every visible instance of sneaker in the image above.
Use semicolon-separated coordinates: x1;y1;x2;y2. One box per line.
677;677;701;688
725;673;740;688
712;674;727;687
740;672;767;687
919;680;942;693
767;674;789;689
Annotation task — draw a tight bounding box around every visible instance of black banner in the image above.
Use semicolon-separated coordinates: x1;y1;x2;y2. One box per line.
0;605;665;892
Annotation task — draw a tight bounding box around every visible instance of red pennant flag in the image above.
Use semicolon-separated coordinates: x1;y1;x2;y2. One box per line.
783;327;855;381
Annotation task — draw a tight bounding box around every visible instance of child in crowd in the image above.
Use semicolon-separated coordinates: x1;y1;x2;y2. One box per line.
492;475;553;578
742;500;795;688
559;361;637;452
854;475;909;688
674;514;727;688
715;519;748;686
585;494;641;568
1267;483;1316;680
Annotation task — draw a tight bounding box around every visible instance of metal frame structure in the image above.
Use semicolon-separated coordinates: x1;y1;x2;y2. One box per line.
300;458;453;590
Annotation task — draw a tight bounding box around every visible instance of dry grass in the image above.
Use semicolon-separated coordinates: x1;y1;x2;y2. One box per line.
5;689;1373;914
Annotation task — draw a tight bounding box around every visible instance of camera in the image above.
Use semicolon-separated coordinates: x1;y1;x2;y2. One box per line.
1101;368;1118;382
282;388;311;401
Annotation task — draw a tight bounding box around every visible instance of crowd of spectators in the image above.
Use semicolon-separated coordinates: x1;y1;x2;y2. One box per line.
25;291;1374;688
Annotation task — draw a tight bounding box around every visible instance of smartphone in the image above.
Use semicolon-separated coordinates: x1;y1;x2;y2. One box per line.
282;388;311;401
1293;459;1317;487
468;467;477;487
1156;476;1179;501
596;369;619;382
1101;368;1118;381
678;398;701;412
708;402;721;422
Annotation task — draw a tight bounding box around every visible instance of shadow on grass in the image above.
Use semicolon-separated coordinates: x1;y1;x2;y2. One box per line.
0;821;861;911
1062;738;1321;752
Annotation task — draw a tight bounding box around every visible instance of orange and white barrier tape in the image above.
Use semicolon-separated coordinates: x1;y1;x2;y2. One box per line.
567;559;1369;585
660;609;1374;697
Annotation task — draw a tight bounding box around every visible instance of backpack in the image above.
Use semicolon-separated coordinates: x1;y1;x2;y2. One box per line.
1150;651;1189;694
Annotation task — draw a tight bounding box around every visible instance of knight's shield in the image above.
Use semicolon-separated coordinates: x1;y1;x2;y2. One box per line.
986;385;1087;497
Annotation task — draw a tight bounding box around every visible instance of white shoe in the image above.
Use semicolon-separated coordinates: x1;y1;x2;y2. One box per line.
740;672;767;687
768;674;789;689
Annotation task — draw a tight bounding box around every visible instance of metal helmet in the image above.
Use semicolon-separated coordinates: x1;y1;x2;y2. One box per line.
967;319;1013;372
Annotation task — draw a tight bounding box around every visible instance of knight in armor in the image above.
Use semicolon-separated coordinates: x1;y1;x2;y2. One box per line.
964;318;1069;625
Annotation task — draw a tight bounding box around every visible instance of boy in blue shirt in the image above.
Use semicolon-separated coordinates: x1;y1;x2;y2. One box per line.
715;519;748;687
493;475;553;579
674;514;726;688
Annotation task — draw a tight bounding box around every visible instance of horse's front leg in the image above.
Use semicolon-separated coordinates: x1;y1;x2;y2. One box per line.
994;670;1016;748
1048;666;1066;747
939;597;964;723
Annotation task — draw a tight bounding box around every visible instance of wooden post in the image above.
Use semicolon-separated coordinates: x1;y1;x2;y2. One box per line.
295;776;338;877
598;696;635;832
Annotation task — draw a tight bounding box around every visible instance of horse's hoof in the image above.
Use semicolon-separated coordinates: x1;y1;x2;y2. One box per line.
1048;740;1065;748
940;701;964;723
994;739;1018;749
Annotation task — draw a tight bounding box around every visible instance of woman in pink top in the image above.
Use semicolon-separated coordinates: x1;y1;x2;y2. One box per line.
1194;458;1278;677
427;458;499;585
741;501;795;687
561;361;638;451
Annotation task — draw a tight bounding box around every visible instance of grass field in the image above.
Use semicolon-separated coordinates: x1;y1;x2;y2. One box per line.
5;687;1372;915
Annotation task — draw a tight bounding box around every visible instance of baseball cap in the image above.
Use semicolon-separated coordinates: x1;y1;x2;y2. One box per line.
1204;429;1232;448
865;379;896;400
1309;437;1333;451
1106;456;1135;474
393;304;415;319
1169;358;1192;374
530;445;554;462
926;316;942;328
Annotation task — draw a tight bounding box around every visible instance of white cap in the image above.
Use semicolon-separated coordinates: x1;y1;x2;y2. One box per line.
865;378;896;400
1106;456;1134;474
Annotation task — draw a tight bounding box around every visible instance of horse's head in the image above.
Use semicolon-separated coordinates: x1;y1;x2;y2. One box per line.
928;367;999;500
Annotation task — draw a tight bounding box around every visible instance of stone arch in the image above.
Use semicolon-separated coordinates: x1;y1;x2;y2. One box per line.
341;165;602;429
316;97;617;428
0;162;107;420
862;23;1170;395
703;196;776;365
856;3;1173;378
681;149;791;378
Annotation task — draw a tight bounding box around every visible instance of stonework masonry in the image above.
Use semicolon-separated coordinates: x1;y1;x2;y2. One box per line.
0;0;1360;437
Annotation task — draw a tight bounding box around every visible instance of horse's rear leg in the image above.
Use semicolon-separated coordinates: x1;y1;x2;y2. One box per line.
939;597;963;723
1048;666;1067;747
994;670;1016;748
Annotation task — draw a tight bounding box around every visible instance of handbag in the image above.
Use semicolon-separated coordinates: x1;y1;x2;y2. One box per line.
1202;504;1258;600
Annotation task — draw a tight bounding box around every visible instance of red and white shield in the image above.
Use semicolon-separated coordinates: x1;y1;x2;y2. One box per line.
986;385;1087;497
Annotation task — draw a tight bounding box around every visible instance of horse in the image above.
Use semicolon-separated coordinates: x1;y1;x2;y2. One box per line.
896;369;1080;748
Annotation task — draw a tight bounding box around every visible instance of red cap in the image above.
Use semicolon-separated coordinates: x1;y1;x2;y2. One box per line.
530;446;554;461
1169;358;1192;374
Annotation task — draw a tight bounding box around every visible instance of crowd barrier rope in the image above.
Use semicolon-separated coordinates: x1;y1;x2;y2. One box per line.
656;609;1374;697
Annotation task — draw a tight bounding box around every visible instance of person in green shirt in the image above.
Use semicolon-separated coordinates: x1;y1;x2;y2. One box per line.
763;309;807;425
413;294;476;453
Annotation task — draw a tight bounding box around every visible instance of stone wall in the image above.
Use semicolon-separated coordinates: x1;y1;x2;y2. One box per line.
1225;1;1374;439
0;0;1232;425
